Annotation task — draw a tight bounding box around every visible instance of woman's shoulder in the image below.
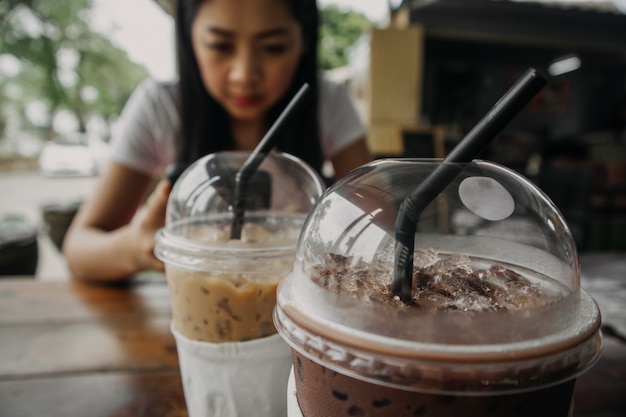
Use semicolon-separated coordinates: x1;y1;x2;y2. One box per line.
318;76;345;98
318;76;360;113
132;78;180;103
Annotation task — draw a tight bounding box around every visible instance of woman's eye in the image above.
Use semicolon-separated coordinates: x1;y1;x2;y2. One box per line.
207;42;233;53
263;44;287;54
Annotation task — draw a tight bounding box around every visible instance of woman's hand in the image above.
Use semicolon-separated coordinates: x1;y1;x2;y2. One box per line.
128;179;170;272
63;164;170;282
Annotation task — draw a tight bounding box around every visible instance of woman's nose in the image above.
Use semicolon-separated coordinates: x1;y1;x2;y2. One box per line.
229;49;260;85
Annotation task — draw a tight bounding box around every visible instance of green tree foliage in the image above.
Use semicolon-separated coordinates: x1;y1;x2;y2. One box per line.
0;0;149;141
319;5;373;71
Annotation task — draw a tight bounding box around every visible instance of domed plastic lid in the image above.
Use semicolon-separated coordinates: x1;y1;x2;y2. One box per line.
275;159;602;394
155;151;324;268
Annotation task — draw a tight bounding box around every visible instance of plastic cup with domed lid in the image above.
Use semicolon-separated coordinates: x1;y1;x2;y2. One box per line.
274;158;602;417
155;150;324;417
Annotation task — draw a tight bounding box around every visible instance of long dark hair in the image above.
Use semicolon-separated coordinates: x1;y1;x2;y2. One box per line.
175;0;323;174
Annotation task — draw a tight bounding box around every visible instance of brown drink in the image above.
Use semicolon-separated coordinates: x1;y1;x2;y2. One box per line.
290;350;577;417
164;220;304;343
167;270;281;342
156;151;323;343
274;159;602;417
155;151;324;417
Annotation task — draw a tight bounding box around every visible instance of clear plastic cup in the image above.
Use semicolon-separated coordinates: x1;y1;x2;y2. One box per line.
156;150;324;417
274;159;602;417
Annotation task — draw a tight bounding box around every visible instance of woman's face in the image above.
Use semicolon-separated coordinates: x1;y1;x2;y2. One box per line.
191;0;304;124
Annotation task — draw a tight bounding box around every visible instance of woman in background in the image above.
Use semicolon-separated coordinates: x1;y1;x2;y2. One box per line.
63;0;371;282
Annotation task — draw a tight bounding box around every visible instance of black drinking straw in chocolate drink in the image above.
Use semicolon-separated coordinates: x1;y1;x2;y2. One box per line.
230;83;311;240
393;67;548;303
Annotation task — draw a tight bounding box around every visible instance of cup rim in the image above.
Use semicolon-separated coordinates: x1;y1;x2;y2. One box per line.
274;290;602;394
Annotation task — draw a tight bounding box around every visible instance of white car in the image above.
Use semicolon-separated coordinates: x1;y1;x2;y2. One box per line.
39;141;98;177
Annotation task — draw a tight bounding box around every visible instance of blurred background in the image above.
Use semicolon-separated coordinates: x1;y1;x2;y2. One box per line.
0;0;383;279
1;0;625;280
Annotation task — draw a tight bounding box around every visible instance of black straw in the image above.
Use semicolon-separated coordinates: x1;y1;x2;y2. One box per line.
230;83;311;239
393;68;547;302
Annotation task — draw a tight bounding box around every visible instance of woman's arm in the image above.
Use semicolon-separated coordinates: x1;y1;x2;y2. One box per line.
62;162;169;282
330;137;372;180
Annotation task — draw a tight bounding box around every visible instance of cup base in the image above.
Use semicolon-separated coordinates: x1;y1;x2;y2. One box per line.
172;322;292;417
287;367;304;417
290;350;575;417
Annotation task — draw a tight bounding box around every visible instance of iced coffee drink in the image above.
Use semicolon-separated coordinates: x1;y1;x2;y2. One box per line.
165;220;305;342
274;159;602;417
155;151;324;417
156;151;323;343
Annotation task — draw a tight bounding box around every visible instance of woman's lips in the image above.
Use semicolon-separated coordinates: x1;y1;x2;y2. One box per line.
231;95;262;107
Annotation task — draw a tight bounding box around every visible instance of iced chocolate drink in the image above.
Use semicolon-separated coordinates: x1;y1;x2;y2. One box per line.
165;221;302;342
274;159;602;417
291;351;576;417
286;251;586;417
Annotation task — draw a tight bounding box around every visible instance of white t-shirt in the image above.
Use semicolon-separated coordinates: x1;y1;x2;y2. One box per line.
109;77;366;177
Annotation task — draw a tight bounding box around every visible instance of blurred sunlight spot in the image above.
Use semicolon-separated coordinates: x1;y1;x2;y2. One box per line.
90;0;176;81
53;110;80;134
10;6;43;37
56;48;80;70
318;0;389;22
56;68;78;88
0;54;22;77
25;101;48;126
81;86;99;103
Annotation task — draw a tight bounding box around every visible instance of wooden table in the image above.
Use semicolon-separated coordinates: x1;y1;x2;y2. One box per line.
0;274;187;417
1;255;625;417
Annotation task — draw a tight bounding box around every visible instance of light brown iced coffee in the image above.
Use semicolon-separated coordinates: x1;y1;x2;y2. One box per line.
164;220;304;343
167;270;280;342
156;151;323;345
155;151;324;417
